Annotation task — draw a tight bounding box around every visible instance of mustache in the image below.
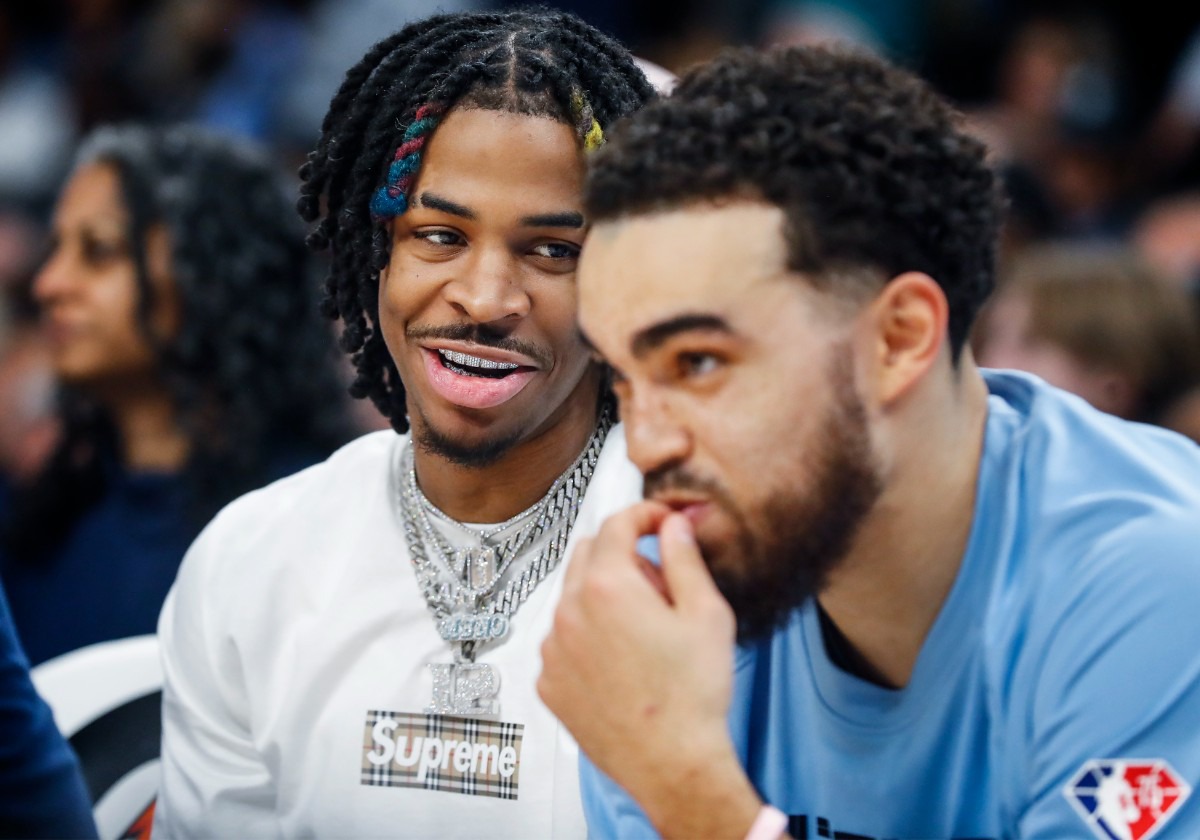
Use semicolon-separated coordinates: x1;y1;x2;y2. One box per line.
643;468;731;507
406;323;552;369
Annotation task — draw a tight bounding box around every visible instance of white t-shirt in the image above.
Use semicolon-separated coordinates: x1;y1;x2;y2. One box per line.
153;426;642;839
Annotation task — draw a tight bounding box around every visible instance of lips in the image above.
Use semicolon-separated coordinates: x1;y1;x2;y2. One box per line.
653;495;712;528
42;318;83;351
420;346;538;410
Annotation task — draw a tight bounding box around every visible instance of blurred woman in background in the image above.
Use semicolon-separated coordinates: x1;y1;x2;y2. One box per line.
0;124;355;665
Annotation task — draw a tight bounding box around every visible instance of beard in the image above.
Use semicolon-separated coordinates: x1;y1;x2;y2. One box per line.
410;403;524;468
644;345;883;644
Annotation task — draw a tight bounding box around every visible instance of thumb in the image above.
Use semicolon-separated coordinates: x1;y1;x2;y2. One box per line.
658;513;722;611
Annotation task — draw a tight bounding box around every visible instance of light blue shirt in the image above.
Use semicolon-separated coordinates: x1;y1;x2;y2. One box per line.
582;370;1200;840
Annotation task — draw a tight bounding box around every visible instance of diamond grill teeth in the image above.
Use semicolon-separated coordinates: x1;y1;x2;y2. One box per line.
438;349;519;370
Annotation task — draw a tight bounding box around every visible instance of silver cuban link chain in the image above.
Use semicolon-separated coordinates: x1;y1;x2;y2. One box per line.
396;402;613;715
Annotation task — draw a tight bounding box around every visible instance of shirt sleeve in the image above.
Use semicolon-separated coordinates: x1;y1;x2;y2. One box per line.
152;517;281;839
1018;517;1200;838
0;581;98;839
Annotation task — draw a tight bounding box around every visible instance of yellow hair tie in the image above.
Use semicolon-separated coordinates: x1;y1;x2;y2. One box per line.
584;119;604;152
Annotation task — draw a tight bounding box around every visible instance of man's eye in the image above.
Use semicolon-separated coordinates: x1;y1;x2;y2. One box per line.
532;242;580;260
416;230;462;247
679;352;720;377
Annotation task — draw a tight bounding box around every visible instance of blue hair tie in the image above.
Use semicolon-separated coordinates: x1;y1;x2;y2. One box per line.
370;187;408;218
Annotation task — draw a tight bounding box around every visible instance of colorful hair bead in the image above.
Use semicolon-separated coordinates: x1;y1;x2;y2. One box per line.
370;103;447;219
571;91;605;152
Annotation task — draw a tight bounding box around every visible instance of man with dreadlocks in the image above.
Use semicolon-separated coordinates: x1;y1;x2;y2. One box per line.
153;7;656;837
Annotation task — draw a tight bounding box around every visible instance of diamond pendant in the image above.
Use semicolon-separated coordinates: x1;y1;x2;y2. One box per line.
454;546;499;591
438;613;510;643
426;662;500;716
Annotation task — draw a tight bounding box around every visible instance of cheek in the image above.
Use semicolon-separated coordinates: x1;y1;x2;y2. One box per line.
98;272;150;350
379;253;446;326
533;286;586;365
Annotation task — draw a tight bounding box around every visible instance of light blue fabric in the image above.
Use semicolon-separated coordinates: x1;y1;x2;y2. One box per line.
581;370;1200;839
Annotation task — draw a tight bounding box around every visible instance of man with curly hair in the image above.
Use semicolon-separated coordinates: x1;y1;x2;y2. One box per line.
538;46;1200;839
153;8;658;837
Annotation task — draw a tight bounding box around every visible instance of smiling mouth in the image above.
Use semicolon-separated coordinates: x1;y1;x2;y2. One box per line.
436;348;526;379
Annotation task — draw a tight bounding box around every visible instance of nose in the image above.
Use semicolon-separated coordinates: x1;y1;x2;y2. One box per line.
32;245;72;306
621;385;692;477
442;247;532;325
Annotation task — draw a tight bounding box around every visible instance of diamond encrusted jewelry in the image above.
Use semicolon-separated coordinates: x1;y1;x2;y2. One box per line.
397;403;613;716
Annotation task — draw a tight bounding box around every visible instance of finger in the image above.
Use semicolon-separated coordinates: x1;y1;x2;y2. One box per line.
658;513;724;611
588;501;673;572
636;554;670;602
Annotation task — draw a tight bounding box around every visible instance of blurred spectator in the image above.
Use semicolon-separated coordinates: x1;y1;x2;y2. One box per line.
135;0;310;145
976;243;1200;432
0;124;356;666
963;12;1137;246
1132;190;1200;293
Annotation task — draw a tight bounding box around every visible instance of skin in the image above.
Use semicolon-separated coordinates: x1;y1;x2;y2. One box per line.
33;162;188;471
378;107;604;522
538;201;991;838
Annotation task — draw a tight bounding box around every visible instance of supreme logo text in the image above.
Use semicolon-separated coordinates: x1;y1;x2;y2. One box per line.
361;710;523;799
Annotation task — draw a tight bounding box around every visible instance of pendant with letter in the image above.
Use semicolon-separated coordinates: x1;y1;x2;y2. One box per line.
438;613;509;643
454;546;499;591
426;662;500;716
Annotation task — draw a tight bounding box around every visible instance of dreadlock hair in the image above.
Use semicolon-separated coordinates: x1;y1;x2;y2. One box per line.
297;6;656;431
585;44;1006;360
4;123;355;559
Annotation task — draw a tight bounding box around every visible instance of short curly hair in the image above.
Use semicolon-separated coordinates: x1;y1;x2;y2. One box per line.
586;44;1005;357
297;6;656;431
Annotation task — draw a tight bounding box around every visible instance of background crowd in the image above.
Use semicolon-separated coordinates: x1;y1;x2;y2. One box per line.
1;0;1198;653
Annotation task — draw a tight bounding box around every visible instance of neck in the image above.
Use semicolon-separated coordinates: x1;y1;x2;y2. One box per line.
100;382;190;472
413;377;605;524
818;358;990;688
112;393;189;472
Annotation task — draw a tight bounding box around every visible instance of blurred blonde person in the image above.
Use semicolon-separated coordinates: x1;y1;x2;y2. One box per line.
977;243;1200;431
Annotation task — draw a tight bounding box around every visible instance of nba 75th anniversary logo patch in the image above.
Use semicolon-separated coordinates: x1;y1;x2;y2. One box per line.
1064;758;1190;840
361;711;523;799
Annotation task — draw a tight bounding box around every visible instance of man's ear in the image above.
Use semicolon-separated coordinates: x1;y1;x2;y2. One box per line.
865;271;948;406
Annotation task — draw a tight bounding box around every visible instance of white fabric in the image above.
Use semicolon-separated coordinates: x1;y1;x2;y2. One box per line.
153;427;642;839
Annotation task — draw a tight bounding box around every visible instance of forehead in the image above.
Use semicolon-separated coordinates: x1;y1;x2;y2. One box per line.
578;202;799;348
414;107;584;210
57;162;126;225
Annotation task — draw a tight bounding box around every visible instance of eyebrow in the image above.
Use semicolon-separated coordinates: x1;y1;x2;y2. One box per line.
418;192;583;229
630;314;733;359
519;211;584;229
418;192;476;219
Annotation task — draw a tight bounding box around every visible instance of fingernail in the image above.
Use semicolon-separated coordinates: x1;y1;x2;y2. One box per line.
663;513;693;543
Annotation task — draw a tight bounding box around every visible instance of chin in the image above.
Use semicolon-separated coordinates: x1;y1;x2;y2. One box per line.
412;418;524;468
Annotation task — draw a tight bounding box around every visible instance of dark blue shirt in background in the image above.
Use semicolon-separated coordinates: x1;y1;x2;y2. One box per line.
0;579;97;838
1;467;196;667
